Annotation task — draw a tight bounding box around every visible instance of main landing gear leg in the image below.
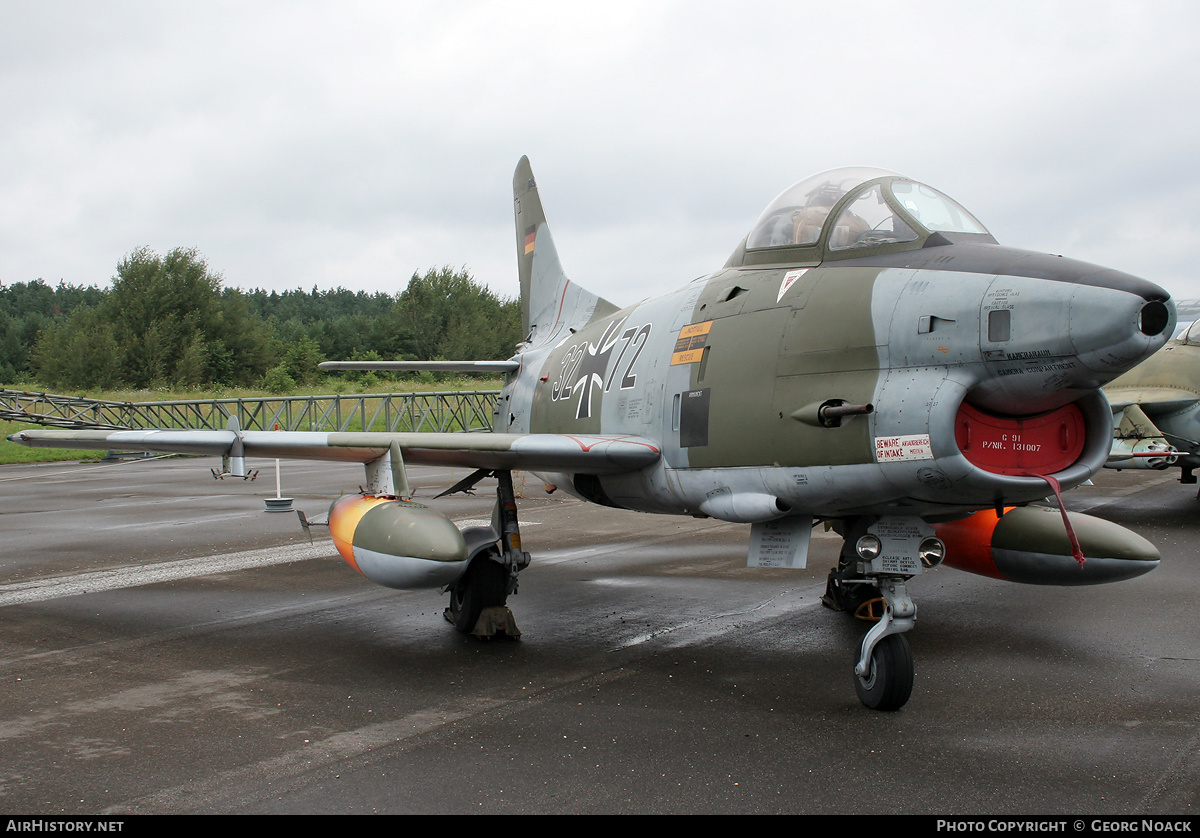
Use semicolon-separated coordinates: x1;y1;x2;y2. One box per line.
446;470;529;638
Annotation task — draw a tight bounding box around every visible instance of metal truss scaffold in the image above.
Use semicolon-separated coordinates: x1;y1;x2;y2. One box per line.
0;389;501;434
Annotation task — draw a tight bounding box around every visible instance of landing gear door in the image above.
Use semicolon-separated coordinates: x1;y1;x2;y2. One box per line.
747;517;812;569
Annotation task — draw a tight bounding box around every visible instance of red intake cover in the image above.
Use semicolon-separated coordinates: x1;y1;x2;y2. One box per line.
955;401;1085;476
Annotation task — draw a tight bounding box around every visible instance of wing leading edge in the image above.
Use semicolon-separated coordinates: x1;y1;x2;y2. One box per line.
8;428;662;473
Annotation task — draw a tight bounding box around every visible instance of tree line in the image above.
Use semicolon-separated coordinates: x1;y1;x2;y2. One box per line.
0;248;522;392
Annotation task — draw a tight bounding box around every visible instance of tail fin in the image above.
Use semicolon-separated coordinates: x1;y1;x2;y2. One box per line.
514;156;618;348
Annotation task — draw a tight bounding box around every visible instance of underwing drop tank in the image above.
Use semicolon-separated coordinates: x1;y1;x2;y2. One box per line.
328;494;469;589
934;506;1159;585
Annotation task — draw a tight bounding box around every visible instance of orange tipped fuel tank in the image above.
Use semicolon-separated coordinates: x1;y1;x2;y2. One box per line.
328;494;469;589
934;506;1159;585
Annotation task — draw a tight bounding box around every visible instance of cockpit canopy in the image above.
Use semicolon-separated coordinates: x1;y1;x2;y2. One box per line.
1180;318;1200;345
737;167;993;265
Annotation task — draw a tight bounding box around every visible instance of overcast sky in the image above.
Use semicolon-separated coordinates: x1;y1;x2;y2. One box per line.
3;1;1198;309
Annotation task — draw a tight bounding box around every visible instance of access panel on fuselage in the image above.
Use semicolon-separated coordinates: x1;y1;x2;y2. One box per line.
676;266;881;469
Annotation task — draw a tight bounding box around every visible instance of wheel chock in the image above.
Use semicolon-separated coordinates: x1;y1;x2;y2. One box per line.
443;605;521;639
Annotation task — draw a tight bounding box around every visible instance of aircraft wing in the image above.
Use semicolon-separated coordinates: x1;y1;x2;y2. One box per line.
1104;386;1200;414
7;428;662;473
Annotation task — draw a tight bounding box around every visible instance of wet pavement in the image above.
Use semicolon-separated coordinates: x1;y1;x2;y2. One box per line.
0;457;1197;814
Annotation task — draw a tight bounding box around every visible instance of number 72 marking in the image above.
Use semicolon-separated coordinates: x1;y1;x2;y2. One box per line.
606;324;651;392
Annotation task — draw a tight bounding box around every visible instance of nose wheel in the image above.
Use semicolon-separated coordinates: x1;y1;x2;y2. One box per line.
854;633;914;711
851;577;917;711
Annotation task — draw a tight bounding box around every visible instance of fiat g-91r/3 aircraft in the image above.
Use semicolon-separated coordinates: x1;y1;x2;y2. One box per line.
11;158;1176;711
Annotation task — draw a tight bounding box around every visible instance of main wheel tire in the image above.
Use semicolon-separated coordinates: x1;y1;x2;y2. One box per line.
854;633;914;711
449;557;508;633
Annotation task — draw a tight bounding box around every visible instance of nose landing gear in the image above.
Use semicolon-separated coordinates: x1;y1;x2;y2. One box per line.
852;580;916;711
824;516;941;711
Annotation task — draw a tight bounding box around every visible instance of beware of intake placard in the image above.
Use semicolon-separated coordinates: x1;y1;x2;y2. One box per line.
875;434;934;462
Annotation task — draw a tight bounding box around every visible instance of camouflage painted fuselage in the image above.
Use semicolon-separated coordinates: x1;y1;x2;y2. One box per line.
501;245;1171;522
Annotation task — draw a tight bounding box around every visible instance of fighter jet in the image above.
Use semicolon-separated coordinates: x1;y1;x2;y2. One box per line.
1104;319;1200;484
10;158;1176;711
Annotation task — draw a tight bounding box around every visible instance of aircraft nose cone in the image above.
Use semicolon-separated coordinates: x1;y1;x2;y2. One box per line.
970;265;1174;414
1069;283;1175;374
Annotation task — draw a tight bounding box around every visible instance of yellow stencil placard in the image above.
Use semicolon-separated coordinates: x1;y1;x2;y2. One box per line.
671;349;704;365
671;320;713;365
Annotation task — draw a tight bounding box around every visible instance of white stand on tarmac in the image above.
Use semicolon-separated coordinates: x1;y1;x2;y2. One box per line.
264;458;293;512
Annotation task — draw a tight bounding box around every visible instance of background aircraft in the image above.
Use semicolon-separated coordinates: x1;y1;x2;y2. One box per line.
1105;319;1200;487
11;158;1176;711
